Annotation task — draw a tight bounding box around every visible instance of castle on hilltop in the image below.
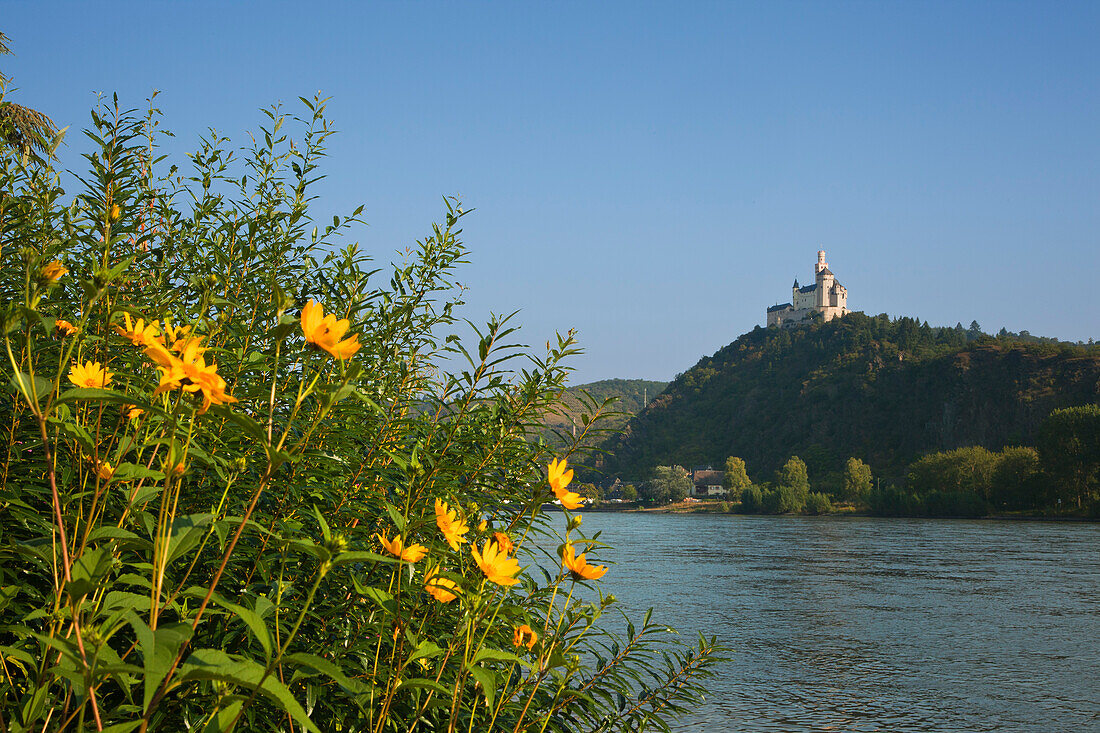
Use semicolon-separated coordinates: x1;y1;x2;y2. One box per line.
766;250;849;327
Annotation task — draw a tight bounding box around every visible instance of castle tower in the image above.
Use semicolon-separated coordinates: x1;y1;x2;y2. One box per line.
814;250;828;275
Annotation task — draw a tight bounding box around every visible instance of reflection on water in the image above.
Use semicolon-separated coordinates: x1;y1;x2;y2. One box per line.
572;514;1100;732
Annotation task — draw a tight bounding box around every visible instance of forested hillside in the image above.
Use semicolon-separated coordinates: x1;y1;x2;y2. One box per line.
540;378;667;448
596;314;1100;486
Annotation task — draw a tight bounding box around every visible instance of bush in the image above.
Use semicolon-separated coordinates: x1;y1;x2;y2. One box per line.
868;486;923;516
923;490;987;518
0;96;719;731
739;485;763;513
804;492;834;515
761;485;803;514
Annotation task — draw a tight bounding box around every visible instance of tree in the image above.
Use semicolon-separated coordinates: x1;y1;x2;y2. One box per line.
723;456;750;492
990;446;1042;510
621;483;638;502
842;457;873;502
641;465;692;504
579;482;601;501
906;446;998;498
775;456;810;506
1037;405;1100;508
0;32;57;158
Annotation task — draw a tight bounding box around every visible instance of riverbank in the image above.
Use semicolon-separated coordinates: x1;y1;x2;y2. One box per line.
568;499;1099;521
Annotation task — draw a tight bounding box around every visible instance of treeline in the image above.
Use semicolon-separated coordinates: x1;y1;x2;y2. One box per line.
730;404;1100;517
596;313;1100;485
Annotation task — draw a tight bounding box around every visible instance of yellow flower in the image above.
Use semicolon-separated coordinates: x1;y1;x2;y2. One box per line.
548;458;584;510
126;406;144;421
512;624;538;650
41;261;67;283
96;461;114;481
301;299;361;360
55;320;78;337
476;519;488;532
423;567;459;603
493;531;514;555
561;543;607;581
68;361;113;389
114;313;160;347
435;498;470;550
161;322;199;353
472;539;520;586
376;532;428;563
109;203;120;221
150;340;236;414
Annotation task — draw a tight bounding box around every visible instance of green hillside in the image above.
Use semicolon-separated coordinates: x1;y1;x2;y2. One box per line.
595;314;1100;487
541;378;668;448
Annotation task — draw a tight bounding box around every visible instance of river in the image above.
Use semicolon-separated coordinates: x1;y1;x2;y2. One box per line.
571;513;1100;732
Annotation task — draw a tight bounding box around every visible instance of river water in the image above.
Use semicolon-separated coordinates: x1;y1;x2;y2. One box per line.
572;513;1099;732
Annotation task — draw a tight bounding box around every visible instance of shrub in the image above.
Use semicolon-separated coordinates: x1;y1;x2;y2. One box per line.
804;492;833;515
739;485;763;513
0;96;719;732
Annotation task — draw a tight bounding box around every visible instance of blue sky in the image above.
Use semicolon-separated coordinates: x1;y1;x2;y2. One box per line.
5;2;1099;382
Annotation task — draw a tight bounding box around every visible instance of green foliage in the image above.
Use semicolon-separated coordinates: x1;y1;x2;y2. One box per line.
640;465;692;504
1037;404;1100;508
842;457;873;502
0;96;720;732
538;378;667;452
738;485;763;513
907;447;999;500
990;446;1042;510
722;456;750;492
620;483;638;502
775;456;810;508
804;492;833;515
761;485;803;514
599;313;1100;483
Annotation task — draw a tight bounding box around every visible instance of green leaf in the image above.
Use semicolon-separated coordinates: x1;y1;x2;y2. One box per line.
46;415;95;453
332;550;392;568
384;503;406;532
164;514;213;566
312;505;331;542
9;369;53;404
471;647;525;667
178;648;318;733
55;388;143;407
67;547;114;599
405;640;442;667
351;581;396;616
112;463;166;482
285;652;366;694
126;611;192;713
206;592;274;662
466;664;497;711
395;678;452;696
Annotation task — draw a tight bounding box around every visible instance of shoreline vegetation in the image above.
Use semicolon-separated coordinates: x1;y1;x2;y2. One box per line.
548;501;1100;521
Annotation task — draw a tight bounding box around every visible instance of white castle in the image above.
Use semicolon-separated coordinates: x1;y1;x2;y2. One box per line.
766;250;849;327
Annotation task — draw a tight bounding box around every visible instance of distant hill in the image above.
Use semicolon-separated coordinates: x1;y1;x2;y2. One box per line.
541;378;668;449
595;313;1100;487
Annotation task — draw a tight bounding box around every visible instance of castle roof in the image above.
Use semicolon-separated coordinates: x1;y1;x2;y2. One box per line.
798;284;817;293
817;267;834;277
767;303;793;313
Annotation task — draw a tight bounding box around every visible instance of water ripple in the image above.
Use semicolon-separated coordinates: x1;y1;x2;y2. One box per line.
576;514;1100;732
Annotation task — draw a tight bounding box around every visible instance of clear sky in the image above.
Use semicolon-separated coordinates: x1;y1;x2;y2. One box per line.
5;2;1099;383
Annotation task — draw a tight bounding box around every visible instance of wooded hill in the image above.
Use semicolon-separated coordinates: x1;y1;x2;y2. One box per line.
594;313;1100;488
540;378;667;448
